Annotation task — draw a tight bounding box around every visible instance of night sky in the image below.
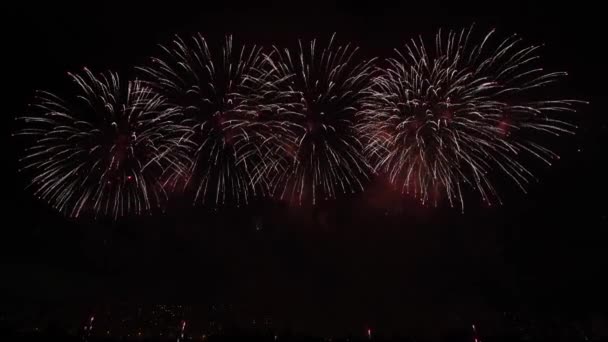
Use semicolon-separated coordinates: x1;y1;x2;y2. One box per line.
2;1;607;338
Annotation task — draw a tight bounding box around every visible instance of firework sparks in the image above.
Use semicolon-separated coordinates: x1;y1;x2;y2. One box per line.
138;35;275;207
358;27;584;211
261;34;376;205
15;68;189;219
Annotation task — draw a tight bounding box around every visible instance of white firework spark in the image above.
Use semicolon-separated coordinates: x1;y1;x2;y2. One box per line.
16;68;190;219
358;27;584;211
138;34;275;207
261;34;377;205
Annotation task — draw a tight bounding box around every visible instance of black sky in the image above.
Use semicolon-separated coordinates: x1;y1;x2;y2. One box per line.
2;1;607;338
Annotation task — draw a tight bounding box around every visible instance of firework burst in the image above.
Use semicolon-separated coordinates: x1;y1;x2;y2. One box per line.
262;34;376;205
15;69;190;219
138;35;274;207
359;27;583;210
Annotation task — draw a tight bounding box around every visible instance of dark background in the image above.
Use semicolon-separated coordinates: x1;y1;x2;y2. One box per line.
2;1;606;339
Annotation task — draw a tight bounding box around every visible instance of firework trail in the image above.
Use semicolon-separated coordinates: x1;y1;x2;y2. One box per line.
177;320;186;342
84;315;94;342
138;35;275;207
261;34;376;205
472;324;481;342
15;68;189;220
358;27;583;210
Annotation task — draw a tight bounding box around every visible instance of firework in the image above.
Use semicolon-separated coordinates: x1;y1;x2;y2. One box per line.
16;68;189;219
138;35;276;207
261;34;376;205
358;27;583;210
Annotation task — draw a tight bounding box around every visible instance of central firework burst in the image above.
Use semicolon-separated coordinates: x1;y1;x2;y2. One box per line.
139;35;274;206
262;34;376;205
359;27;582;210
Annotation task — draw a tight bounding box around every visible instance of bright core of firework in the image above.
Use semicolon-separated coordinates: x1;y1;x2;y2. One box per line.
261;34;376;205
15;69;189;219
358;27;583;210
